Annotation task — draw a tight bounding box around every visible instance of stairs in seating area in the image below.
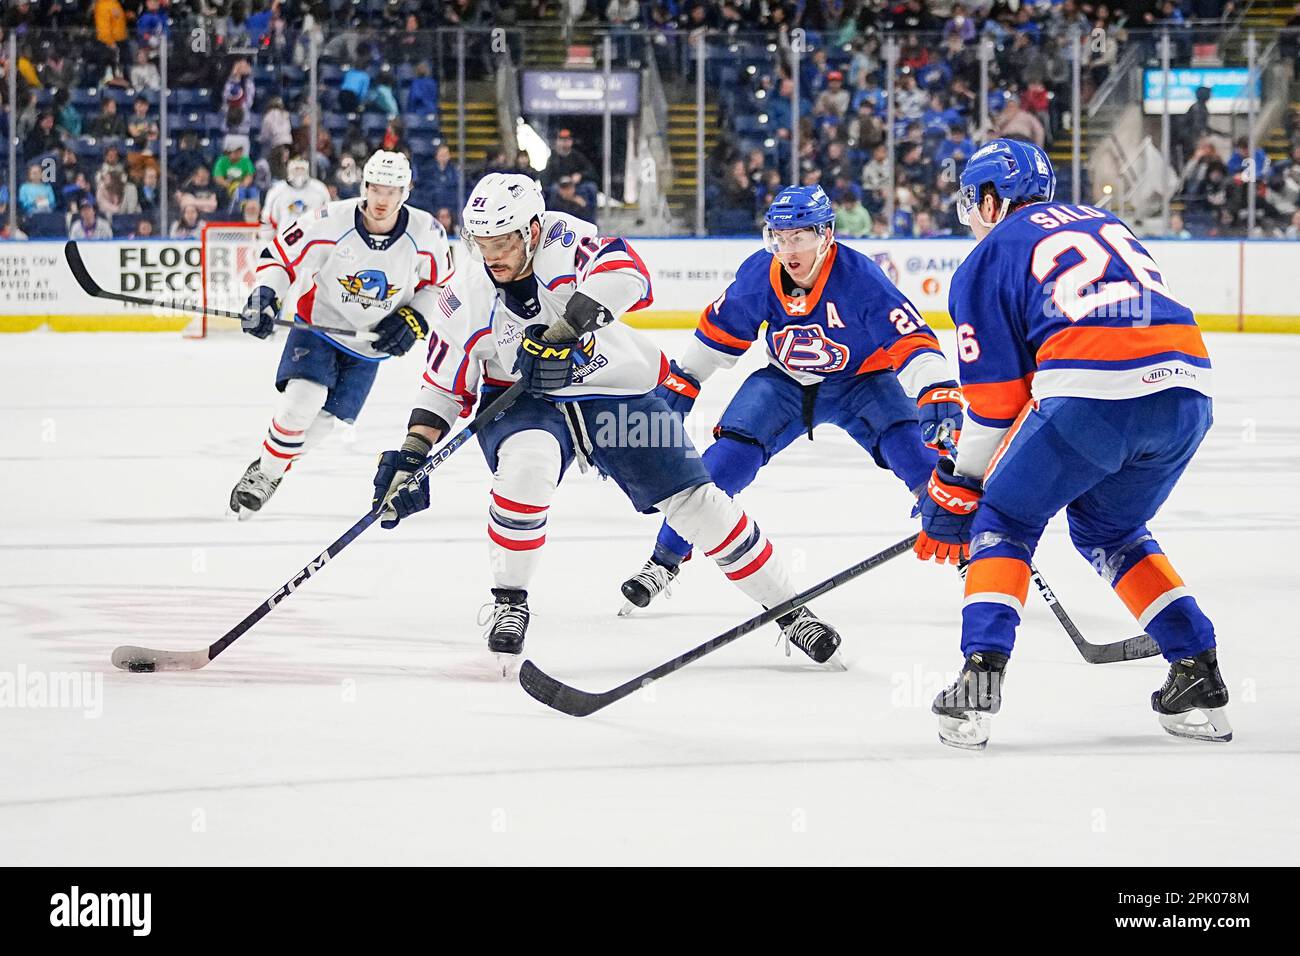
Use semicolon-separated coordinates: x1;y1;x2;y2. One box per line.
440;99;498;166
664;102;718;225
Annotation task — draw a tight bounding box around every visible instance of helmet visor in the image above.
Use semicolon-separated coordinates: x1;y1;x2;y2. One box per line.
762;224;827;255
956;184;978;226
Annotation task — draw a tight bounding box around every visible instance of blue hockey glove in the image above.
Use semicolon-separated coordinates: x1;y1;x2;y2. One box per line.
655;360;701;418
914;456;983;565
917;381;965;451
241;286;279;339
513;323;578;395
372;305;429;357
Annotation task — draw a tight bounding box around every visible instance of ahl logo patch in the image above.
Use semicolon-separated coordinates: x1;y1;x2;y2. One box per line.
337;270;400;310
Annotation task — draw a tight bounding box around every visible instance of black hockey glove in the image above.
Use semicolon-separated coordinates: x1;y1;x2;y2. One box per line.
513;323;578;395
241;286;279;339
372;433;434;529
372;305;429;357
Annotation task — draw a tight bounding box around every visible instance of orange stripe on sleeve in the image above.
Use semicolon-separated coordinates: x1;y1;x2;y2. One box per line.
1114;554;1184;620
963;557;1031;605
962;375;1034;421
696;310;754;351
884;332;941;369
1037;324;1208;365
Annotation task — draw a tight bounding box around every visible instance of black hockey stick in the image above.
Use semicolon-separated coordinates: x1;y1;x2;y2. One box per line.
63;239;374;340
518;534;919;716
111;380;528;672
937;438;1160;664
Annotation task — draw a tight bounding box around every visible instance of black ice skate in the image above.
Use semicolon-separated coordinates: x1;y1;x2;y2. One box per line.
228;458;283;519
618;557;680;616
776;606;844;667
479;588;530;678
932;650;1009;751
1152;648;1232;742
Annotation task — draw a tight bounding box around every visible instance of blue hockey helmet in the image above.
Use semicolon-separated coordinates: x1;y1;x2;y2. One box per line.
956;138;1056;226
763;185;835;254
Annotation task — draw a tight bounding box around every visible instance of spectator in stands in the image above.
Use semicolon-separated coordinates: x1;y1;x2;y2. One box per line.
223;58;255;137
96;170;136;219
1167;211;1193;239
24;112;62;158
994;98;1045;147
1228;137;1268;183
62;171;94;212
127;96;159;145
69;200;112;240
428;143;459;211
435;206;459;239
170;202;205;239
127;137;160;185
339;57;373;114
716;158;756;219
407;63;441;116
176;166;221;216
551;175;596;223
91;97;127;139
16;45;41;90
1285;209;1300;239
54;91;82;139
40;46;79;90
0;188;28;240
129;218;156;239
130;47;161;92
895;71;928;121
96;144;126;191
137;167;161;217
834;188;872;237
543;128;597;193
934;123;975;178
170;131;206;185
18;164;56;218
92;0;128;70
607;0;641;25
334;153;362;199
370;66;402;119
259;95;294;158
241;197;263;225
137;0;171;51
214;136;256;203
815;70;850;120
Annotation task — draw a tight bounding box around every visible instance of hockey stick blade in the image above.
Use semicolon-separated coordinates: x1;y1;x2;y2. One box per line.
111;382;529;672
518;534;919;717
1029;570;1162;663
63;240;374;340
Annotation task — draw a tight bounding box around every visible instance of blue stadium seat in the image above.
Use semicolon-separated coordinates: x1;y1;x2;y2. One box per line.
24;213;68;238
71;89;102;109
173;89;210;108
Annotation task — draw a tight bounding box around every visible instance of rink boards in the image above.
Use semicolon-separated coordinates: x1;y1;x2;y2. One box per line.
1;235;1296;334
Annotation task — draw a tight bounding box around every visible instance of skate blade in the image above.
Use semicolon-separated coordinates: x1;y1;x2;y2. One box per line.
937;713;991;750
494;652;522;680
617;601;637;618
1158;707;1233;743
825;650;849;672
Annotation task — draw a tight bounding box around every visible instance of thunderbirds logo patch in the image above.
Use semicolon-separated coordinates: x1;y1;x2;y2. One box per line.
337;270;400;309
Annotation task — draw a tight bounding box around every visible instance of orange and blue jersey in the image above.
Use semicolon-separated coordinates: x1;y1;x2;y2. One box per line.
694;243;949;396
950;202;1212;432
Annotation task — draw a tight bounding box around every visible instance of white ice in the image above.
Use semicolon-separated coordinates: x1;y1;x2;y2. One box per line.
1;329;1296;865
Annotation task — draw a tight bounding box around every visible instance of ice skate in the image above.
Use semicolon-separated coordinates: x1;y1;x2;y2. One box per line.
618;557;680;616
933;650;1009;750
479;588;530;678
776;606;845;668
1152;648;1232;742
228;458;283;519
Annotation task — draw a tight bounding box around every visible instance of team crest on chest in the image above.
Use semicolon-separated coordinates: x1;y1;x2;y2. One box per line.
772;324;851;373
337;269;400;309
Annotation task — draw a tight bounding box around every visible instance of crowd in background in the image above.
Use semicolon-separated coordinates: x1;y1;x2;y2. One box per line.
1;1;1299;241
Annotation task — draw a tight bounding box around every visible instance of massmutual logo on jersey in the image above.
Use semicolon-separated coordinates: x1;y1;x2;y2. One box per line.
337;270;401;310
772;324;850;373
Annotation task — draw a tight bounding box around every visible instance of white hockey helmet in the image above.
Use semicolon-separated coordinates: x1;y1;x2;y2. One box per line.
287;156;310;188
362;149;411;201
461;172;546;263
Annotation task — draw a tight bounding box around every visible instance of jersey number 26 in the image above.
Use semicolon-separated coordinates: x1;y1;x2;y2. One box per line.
1031;223;1181;323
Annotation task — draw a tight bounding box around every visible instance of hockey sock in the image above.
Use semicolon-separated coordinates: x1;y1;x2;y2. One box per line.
959;513;1042;657
259;378;329;477
654;436;766;564
488;430;562;590
1085;534;1216;661
658;483;794;608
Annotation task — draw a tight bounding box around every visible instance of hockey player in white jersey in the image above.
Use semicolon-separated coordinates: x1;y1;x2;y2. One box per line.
371;173;843;673
262;157;331;230
229;150;455;517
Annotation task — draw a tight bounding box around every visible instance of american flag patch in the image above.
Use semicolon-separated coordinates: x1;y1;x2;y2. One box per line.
437;287;461;318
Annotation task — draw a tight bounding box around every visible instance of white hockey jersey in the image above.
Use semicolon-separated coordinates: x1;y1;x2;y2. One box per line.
256;198;455;360
262;177;331;229
413;212;659;427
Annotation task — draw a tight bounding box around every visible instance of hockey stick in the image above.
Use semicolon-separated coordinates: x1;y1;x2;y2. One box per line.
937;437;1160;664
63;239;376;341
111;379;528;672
518;534;919;716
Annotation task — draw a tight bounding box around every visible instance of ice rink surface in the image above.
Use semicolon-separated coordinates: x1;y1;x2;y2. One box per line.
1;328;1296;866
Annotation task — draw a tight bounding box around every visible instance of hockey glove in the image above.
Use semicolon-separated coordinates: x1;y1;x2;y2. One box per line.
513;323;578;395
914;456;982;565
372;305;429;357
917;381;964;451
372;434;433;529
241;286;279;339
655;360;701;418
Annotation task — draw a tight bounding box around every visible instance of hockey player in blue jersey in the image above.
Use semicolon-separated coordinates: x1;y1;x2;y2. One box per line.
619;185;964;635
914;139;1229;749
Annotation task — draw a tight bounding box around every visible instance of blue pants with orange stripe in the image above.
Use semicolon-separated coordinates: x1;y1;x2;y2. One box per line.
962;388;1215;663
